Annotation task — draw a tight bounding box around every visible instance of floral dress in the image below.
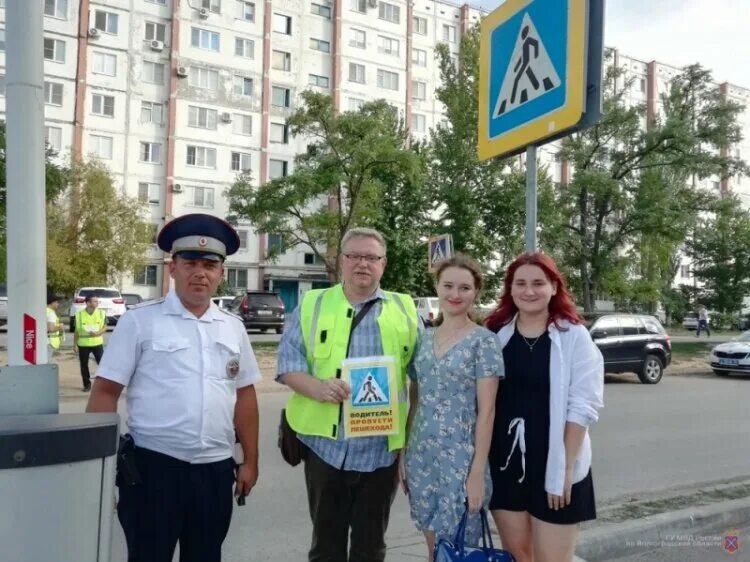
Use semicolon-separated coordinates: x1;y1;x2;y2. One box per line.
404;326;505;544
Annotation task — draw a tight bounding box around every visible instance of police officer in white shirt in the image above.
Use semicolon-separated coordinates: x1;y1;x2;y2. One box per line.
86;213;261;562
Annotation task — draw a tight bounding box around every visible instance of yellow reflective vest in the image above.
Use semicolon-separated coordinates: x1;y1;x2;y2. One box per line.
47;307;62;349
75;308;106;347
285;284;418;451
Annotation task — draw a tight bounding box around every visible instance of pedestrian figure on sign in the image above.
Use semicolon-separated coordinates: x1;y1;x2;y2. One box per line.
362;375;383;403
511;26;541;104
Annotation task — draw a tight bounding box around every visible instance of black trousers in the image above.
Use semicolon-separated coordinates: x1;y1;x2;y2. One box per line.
77;344;103;387
304;450;398;562
117;447;235;562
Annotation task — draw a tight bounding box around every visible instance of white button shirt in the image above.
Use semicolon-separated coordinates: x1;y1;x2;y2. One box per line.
97;290;262;463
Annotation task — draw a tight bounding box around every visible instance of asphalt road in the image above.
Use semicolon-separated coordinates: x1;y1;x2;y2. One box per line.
57;372;750;561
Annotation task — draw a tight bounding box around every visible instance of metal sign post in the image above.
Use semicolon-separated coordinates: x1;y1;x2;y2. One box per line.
525;146;538;251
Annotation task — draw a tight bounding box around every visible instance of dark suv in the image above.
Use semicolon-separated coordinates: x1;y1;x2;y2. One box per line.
588;314;671;384
230;291;285;333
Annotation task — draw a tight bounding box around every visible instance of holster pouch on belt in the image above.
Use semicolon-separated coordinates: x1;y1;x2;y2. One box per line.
116;434;142;487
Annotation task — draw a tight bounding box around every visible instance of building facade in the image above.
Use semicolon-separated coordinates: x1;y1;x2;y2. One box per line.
0;0;748;311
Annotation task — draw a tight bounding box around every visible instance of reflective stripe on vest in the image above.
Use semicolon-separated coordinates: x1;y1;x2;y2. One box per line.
76;308;106;347
47;307;61;349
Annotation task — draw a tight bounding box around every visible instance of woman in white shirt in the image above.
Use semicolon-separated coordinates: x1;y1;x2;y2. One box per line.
484;252;604;562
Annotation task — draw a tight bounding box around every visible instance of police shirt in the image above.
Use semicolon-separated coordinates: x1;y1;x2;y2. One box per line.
96;290;262;463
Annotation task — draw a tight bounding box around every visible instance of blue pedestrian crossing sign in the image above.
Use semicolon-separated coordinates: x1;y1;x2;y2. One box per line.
478;0;589;160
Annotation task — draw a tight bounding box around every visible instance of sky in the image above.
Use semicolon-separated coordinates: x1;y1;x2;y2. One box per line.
474;0;750;87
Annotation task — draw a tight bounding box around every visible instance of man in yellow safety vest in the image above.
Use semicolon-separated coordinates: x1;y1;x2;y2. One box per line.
74;295;107;391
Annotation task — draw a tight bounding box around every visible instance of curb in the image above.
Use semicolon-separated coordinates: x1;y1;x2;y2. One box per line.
576;496;750;561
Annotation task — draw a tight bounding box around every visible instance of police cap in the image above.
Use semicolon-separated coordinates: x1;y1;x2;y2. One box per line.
157;213;240;261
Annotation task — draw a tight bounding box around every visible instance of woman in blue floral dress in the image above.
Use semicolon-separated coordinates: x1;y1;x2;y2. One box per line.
400;255;505;561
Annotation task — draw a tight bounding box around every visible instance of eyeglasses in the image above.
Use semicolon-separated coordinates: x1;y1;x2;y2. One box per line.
343;253;385;263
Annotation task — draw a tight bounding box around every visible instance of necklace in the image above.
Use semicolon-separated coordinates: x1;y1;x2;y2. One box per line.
519;332;543;351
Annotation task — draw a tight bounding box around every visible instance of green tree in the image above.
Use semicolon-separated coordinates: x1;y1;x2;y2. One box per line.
548;61;747;312
46;160;151;294
227;91;423;281
687;195;750;315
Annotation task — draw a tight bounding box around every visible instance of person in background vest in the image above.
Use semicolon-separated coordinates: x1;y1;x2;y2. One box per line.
276;227;419;562
46;294;65;359
73;295;107;392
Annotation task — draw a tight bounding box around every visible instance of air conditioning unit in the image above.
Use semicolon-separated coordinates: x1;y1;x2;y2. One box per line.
367;0;378;8
220;112;232;123
88;27;100;38
150;40;164;52
172;183;183;193
176;65;189;77
198;7;210;18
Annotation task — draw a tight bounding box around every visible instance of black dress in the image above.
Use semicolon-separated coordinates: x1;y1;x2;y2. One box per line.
488;328;596;524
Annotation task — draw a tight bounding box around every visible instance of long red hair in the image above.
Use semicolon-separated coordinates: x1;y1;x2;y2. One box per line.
484;252;582;332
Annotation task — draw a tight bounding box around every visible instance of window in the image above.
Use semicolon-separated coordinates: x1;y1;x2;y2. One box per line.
349;29;365;49
188;106;218;129
378;36;399;56
591;316;619;338
201;0;221;12
309;74;329;88
267;234;282;251
233;75;253;96
140;142;161;163
412;48;427;67
146;0;167;4
187;145;217;168
412;80;426;101
273;13;292;35
639;78;646;92
231;151;252;171
142;61;165;84
94;10;119;34
190;67;219;90
311;3;331;19
88;135;113;159
348;97;364;112
134;265;158;287
270;122;289;144
712;181;720;190
45;126;63;152
0;30;4;51
226;268;248;288
138;182;160;204
619;316;640;336
0;75;4;96
310;38;330;53
145;21;166;42
44;0;68;19
141;101;164;124
304;253;323;265
442;24;456;43
680;265;691;278
91;93;115;117
43;38;66;63
44;81;63;105
92;52;116;76
191;27;220;51
377;69;398;91
272;50;291;71
413;16;427;35
269;159;288;179
641;318;665;335
238;1;255;21
272;86;291;108
378;2;400;23
348;63;365;84
190;186;215;208
237;230;249;250
411;113;426;133
351;0;366;13
232;114;252;135
235;37;254;58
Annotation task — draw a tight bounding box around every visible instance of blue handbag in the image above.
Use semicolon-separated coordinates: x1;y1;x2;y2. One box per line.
434;508;515;562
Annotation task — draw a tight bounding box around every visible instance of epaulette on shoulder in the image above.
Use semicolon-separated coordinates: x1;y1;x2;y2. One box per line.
131;298;165;310
219;307;243;321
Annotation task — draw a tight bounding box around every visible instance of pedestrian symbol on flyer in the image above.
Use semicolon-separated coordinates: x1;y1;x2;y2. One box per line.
352;368;390;407
431;239;447;264
493;13;561;118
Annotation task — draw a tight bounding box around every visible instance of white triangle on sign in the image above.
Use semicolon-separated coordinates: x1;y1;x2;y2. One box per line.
353;372;388;404
431;242;446;265
492;13;562;119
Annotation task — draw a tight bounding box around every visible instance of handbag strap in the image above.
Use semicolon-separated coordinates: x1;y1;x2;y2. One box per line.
453;507;470;551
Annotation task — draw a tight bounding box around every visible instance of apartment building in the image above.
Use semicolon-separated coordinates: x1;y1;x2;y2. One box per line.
0;1;747;311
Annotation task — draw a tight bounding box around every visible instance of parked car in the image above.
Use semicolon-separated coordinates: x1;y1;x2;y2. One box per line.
122;293;143;309
588;313;672;384
69;287;127;331
709;331;750;376
229;291;285;333
0;285;7;326
212;296;236;310
682;312;699;331
414;297;440;326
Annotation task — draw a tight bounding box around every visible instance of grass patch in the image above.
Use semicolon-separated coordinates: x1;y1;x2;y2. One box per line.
670;341;713;361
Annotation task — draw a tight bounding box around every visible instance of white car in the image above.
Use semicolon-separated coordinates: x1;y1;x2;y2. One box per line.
212;296;236;310
69;287;127;332
709;331;750;376
414;297;440;325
